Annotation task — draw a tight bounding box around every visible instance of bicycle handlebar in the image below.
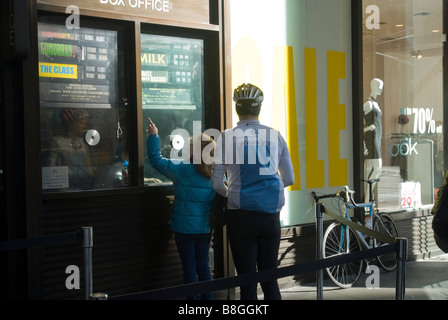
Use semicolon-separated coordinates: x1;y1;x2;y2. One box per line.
312;179;380;207
312;186;359;207
311;191;336;202
362;178;380;184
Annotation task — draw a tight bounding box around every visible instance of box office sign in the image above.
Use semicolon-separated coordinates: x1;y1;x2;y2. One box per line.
37;0;210;25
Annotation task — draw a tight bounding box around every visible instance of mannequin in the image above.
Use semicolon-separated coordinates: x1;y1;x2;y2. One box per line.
363;78;383;203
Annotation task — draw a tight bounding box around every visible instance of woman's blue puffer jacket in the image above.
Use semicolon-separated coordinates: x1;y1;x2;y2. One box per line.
147;134;216;234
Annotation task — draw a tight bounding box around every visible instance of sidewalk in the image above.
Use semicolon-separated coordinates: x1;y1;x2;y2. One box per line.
279;254;448;300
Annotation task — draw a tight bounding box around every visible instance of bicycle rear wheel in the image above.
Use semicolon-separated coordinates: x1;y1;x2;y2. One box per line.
374;213;399;271
323;222;363;288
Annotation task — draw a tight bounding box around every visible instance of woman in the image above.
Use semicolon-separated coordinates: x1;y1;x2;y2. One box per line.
146;117;216;300
46;108;94;189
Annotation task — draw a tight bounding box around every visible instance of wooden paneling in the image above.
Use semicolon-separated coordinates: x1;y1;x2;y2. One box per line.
41;190;183;299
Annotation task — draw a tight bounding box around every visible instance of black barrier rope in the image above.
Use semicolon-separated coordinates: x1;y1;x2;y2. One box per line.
323;207;396;244
111;243;396;300
111;197;408;301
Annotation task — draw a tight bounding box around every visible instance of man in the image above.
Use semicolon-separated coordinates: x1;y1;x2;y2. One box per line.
212;83;294;300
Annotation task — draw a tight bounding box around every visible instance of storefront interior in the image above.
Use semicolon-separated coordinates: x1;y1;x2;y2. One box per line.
362;0;444;213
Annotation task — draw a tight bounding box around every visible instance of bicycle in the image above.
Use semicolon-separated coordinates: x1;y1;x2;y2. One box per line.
312;179;400;288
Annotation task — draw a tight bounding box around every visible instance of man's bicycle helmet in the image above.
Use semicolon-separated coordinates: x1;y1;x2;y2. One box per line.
233;83;264;116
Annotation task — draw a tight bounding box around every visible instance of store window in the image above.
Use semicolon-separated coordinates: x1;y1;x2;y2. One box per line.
141;32;204;186
39;16;132;192
362;0;444;211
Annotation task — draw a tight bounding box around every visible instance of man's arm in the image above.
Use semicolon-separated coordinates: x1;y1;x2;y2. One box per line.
278;139;294;188
212;164;228;197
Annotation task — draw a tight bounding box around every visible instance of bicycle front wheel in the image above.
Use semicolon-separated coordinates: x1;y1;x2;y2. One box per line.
374;213;399;271
323;222;363;288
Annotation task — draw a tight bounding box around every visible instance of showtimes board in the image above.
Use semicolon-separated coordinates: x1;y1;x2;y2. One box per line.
140;34;203;110
38;22;118;109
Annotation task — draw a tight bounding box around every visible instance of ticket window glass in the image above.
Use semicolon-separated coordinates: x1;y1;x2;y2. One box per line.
38;15;132;192
141;33;205;186
362;0;444;211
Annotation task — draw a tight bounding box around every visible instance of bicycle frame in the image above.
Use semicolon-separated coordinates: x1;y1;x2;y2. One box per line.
338;201;374;252
312;179;388;254
340;200;394;252
313;179;400;290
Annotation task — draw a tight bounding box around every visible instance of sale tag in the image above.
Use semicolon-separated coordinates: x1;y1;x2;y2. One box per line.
400;181;421;208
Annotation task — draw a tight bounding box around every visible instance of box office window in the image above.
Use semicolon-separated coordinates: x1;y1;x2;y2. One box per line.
141;33;204;186
362;0;444;211
39;16;132;192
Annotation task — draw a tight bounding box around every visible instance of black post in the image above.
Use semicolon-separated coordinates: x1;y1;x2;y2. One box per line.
395;237;408;300
82;227;93;300
316;203;324;300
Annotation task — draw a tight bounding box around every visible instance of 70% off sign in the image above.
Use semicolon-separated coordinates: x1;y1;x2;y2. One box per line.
405;107;442;134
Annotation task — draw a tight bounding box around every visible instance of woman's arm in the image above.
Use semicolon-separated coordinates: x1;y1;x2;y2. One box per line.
146;117;184;181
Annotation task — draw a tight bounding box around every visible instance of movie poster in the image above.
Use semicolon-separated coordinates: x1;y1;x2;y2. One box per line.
38;23;118;109
140;34;203;110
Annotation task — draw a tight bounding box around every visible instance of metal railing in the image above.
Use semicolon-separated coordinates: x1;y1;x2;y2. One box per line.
315;201;408;300
0;220;407;300
110;210;407;300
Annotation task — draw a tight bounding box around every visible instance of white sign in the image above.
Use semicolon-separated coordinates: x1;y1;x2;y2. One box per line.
42;166;69;189
37;0;210;25
99;0;170;12
400;181;421;208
